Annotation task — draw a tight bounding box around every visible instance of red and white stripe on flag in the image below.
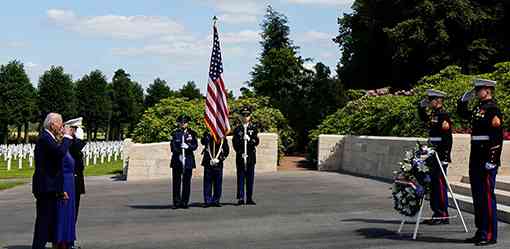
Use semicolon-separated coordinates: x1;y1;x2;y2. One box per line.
205;24;230;143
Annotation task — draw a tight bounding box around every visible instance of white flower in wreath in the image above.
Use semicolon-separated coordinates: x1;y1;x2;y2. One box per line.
404;208;411;214
409;200;417;206
404;151;413;159
395;192;403;199
402;163;412;172
417;163;429;173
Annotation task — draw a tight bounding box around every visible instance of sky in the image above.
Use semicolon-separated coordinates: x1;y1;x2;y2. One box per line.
0;0;354;96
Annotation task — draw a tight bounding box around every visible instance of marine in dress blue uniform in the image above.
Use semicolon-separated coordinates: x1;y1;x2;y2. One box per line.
201;132;229;207
232;107;260;205
170;115;198;209
418;89;453;225
458;79;503;246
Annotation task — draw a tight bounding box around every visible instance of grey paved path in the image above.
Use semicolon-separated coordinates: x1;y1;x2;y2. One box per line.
1;171;508;249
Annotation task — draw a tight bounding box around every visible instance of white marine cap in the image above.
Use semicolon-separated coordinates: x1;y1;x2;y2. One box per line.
64;117;83;127
426;89;447;98
474;78;496;88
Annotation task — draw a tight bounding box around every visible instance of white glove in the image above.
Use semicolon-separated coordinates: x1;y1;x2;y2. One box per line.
211;158;220;166
485;162;497;170
242;153;248;160
75;127;84;140
244;134;251;141
461;90;474;102
419;99;429;108
181;143;189;149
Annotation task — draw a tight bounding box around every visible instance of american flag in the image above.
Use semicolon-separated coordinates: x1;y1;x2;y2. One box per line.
204;23;230;143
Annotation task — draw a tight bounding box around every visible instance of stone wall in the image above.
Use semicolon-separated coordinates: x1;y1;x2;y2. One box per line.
125;133;278;181
318;134;510;181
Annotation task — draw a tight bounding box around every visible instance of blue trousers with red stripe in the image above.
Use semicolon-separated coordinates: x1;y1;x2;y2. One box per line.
430;162;449;218
469;151;498;241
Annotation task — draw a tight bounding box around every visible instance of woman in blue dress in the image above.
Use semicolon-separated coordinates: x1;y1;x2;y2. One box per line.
54;150;76;248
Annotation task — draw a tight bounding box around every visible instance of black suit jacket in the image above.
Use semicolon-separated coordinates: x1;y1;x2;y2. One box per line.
32;130;72;195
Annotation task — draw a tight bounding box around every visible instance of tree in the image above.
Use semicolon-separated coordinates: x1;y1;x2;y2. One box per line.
334;0;510;89
145;78;173;108
0;60;37;143
38;66;76;122
75;70;109;140
177;81;202;100
110;69;145;140
260;5;296;57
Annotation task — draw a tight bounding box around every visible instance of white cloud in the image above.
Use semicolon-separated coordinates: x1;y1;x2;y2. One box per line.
199;0;264;24
2;41;29;48
47;9;186;40
25;62;39;68
298;31;334;43
303;61;316;71
285;0;353;6
218;30;260;44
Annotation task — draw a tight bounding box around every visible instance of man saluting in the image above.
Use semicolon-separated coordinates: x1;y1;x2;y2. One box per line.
418;89;452;225
458;79;503;246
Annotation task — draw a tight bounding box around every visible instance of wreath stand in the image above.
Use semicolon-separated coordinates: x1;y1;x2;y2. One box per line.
397;152;469;240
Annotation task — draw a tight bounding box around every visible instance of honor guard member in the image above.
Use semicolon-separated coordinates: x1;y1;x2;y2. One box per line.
201;131;229;207
170;115;198;209
233;107;260;205
458;79;503;246
418;89;453;225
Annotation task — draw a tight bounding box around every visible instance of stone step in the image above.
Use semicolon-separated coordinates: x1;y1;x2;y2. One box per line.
461;175;510;192
448;193;510;223
451;181;510;206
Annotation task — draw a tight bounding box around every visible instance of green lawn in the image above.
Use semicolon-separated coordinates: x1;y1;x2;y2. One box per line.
0;159;124;180
0;179;29;190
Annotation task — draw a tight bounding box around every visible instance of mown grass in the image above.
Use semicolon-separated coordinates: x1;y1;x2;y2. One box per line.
0;159;123;190
0;179;29;190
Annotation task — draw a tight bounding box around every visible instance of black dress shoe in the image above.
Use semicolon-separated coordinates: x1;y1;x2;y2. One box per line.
181;203;189;209
475;240;497;246
213;202;222;207
237;199;245;205
246;199;256;205
465;236;481;243
203;203;210;208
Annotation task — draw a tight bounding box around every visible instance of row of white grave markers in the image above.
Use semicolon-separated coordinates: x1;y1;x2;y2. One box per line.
0;144;35;171
0;141;124;171
82;141;124;166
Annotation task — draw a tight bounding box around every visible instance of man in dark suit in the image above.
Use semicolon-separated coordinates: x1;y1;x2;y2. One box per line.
170;114;198;209
32;113;74;249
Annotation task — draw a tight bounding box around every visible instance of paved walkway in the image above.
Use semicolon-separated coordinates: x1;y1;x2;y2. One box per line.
1;171;509;249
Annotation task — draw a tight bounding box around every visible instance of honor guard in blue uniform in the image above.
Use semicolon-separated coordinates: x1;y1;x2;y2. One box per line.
170;115;198;209
458;79;503;246
201;131;229;207
233;107;260;205
418;89;453;225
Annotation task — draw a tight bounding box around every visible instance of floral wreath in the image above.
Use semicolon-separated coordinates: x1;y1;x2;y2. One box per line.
392;143;435;217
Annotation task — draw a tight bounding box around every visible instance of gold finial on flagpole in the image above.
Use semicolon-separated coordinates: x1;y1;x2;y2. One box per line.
213;16;218;26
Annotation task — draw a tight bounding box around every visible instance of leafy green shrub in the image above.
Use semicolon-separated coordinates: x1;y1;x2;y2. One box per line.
132;96;295;161
308;62;510;162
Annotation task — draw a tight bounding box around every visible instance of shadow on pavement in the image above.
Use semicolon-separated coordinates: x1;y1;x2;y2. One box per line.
343;218;403;224
128;204;173;209
356;228;467;243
